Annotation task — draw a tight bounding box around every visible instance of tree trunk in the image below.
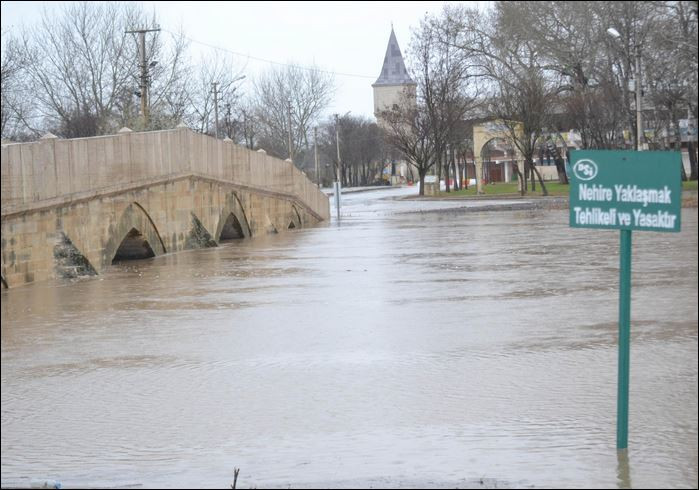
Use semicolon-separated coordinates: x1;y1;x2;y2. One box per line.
555;155;568;184
548;140;569;184
463;159;468;189
674;123;688;181
689;141;698;180
418;168;427;196
524;161;533;191
529;159;548;196
513;163;525;196
452;148;460;191
444;150;451;193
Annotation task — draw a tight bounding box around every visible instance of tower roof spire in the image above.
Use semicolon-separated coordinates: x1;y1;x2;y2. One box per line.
373;26;415;87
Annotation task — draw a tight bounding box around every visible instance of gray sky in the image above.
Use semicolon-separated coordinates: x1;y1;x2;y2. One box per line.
1;1;489;119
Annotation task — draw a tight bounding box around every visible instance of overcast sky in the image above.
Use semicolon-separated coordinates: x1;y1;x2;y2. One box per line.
1;1;489;119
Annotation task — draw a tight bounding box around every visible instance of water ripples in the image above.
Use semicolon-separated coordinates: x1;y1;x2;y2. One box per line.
2;190;697;488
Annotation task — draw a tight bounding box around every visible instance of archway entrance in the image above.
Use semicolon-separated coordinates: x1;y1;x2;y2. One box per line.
480;137;517;184
473;120;524;193
112;228;156;263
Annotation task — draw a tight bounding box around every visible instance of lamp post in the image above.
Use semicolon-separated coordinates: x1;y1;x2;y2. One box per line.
333;114;342;220
607;27;643;151
607;26;646;452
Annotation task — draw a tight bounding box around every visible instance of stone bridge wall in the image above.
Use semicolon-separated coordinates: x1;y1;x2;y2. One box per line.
1;128;329;288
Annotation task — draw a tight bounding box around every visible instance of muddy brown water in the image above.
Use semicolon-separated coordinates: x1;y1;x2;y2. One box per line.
2;188;697;488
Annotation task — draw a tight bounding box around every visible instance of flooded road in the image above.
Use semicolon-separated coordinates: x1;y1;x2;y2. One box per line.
2;187;697;488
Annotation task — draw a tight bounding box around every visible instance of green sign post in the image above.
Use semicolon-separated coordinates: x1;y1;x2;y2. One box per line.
569;150;682;450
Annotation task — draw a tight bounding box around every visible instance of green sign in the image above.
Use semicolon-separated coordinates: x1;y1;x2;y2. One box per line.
569;150;682;233
569;149;683;450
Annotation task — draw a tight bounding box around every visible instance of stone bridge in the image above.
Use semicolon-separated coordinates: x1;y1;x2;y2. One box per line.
1;127;329;288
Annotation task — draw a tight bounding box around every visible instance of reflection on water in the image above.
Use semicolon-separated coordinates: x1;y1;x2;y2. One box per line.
2;187;697;489
617;450;632;489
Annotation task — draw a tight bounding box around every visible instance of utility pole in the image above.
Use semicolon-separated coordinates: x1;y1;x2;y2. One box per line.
212;82;219;139
314;127;320;187
334;114;342;220
242;110;250;149
225;102;232;140
287;99;294;160
126;25;160;127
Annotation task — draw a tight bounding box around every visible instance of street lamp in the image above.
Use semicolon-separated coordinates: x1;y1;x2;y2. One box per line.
333;113;342;220
607;27;644;151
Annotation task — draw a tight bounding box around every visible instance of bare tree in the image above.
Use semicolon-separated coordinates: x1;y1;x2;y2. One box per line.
380;91;436;196
252;64;334;165
644;1;698;178
12;2;190;138
1;31;41;140
409;6;480;193
446;5;560;195
184;52;244;136
20;2;137;136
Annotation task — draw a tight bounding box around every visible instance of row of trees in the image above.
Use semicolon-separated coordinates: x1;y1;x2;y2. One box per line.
382;1;698;195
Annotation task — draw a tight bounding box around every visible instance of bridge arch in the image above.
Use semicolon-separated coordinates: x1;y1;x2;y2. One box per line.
287;205;302;230
214;192;251;241
104;202;166;265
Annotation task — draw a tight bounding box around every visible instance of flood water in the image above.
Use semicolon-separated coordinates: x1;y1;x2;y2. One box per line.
2;187;697;489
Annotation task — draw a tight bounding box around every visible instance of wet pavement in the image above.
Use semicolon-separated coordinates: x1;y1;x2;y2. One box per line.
2;187;697;488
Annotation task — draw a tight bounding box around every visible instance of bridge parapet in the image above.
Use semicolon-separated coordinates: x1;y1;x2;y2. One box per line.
1;127;328;220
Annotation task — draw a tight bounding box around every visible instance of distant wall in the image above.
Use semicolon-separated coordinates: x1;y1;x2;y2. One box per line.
534;166;560;181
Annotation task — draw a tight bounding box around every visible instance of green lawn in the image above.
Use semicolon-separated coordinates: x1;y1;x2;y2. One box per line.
438;180;697;197
438;182;570;197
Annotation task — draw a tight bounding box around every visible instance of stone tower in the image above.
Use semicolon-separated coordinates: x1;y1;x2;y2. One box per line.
372;27;416;119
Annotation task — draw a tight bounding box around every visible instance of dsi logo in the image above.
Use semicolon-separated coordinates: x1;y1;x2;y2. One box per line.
573;159;598;181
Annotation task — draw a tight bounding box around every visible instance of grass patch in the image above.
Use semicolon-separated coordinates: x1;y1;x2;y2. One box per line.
438;179;697;197
439;181;570;197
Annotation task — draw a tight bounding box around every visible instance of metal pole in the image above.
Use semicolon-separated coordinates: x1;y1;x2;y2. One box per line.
635;44;643;151
139;31;147;124
287;99;293;161
212;82;219;139
314;126;320;187
334;114;342;220
242;110;249;149
617;229;632;449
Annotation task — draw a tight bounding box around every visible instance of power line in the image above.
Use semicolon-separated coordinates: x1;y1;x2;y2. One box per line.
162;28;376;80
